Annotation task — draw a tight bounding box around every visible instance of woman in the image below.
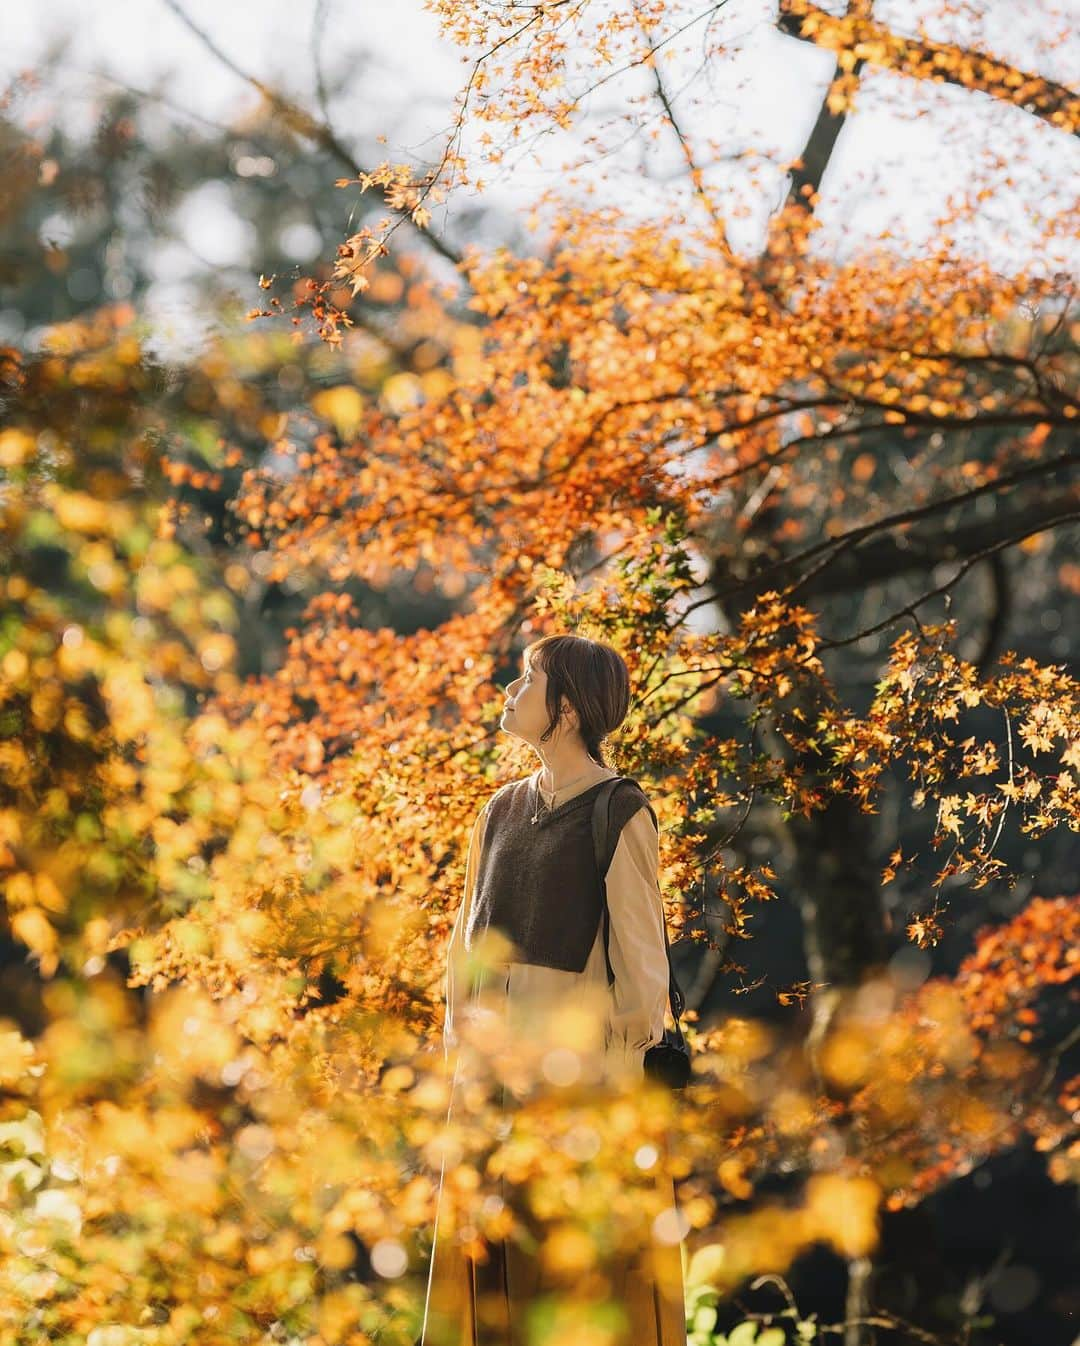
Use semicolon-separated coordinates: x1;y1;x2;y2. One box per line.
420;634;687;1346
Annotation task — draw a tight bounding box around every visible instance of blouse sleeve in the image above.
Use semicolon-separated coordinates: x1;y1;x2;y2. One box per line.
603;803;671;1075
444;802;488;1056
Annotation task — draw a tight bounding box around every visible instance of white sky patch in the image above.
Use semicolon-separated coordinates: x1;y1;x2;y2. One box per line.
171;179;258;270
2;0;1075;278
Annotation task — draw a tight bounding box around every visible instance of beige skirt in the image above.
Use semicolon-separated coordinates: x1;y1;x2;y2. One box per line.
420;1070;687;1346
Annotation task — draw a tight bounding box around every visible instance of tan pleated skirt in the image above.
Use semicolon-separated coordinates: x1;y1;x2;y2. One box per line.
420;1078;688;1346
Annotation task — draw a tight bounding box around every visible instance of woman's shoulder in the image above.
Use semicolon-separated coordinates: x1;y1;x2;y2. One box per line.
607;773;651;801
478;774;533;814
608;777;659;830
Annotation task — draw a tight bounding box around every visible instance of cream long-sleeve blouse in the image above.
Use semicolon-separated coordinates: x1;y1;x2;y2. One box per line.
442;768;672;1085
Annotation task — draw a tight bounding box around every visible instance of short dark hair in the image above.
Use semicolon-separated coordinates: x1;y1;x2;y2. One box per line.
523;634;631;767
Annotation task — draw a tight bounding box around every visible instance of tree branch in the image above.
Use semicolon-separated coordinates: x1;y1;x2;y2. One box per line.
777;0;1080;137
159;0;465;270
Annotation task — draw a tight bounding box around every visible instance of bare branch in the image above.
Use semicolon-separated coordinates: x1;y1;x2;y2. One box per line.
159;0;465;270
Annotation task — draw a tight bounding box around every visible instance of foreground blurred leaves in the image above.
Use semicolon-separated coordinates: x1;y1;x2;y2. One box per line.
2;3;1080;1340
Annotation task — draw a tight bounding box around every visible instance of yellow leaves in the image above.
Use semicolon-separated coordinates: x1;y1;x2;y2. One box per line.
803;1173;881;1258
0;740;32;789
310;384;365;438
937;794;963;838
196;631;236;676
101;668;155;743
714;1156;752;1200
907;914;943;948
133;557;202;620
50;492;113;535
963;792;1001;829
825;72;860;115
819;1025;876;1091
1018;701;1061;754
10;907;60;977
3;66;1078;1340
768;1088;816;1139
3;869;36;910
853;39;888;64
12;855;64;919
0;1022;40;1098
29;1188;83;1240
541;1223;599;1276
148;986;240;1083
0;428;35;467
380;1064;415;1093
408;1073;452;1114
315;1286;379;1341
214;909;272;966
684;1175;879;1296
696;1016;774;1073
381;371;424;414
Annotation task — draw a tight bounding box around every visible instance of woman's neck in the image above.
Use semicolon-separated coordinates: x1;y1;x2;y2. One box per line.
535;757;613;793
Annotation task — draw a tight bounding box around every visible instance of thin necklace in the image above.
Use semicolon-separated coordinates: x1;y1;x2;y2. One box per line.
530;766;607;825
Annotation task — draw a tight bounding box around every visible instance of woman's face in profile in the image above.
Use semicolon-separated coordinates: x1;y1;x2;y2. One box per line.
501;657;548;744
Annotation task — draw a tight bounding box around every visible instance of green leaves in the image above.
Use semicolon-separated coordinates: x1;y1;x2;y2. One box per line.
685;1299;797;1346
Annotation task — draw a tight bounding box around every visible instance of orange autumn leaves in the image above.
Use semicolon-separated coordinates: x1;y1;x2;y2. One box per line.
3;3;1079;1337
4;256;1077;1343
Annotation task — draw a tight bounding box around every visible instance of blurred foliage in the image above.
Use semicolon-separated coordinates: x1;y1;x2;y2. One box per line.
1;7;1079;1346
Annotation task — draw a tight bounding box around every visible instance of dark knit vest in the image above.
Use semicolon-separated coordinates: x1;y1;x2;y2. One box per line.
464;774;656;973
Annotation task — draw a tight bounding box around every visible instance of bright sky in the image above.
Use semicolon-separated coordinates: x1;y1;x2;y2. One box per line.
5;0;1078;308
5;1;1076;645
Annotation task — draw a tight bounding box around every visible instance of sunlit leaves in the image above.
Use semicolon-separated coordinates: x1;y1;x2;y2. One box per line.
4;5;1079;1337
